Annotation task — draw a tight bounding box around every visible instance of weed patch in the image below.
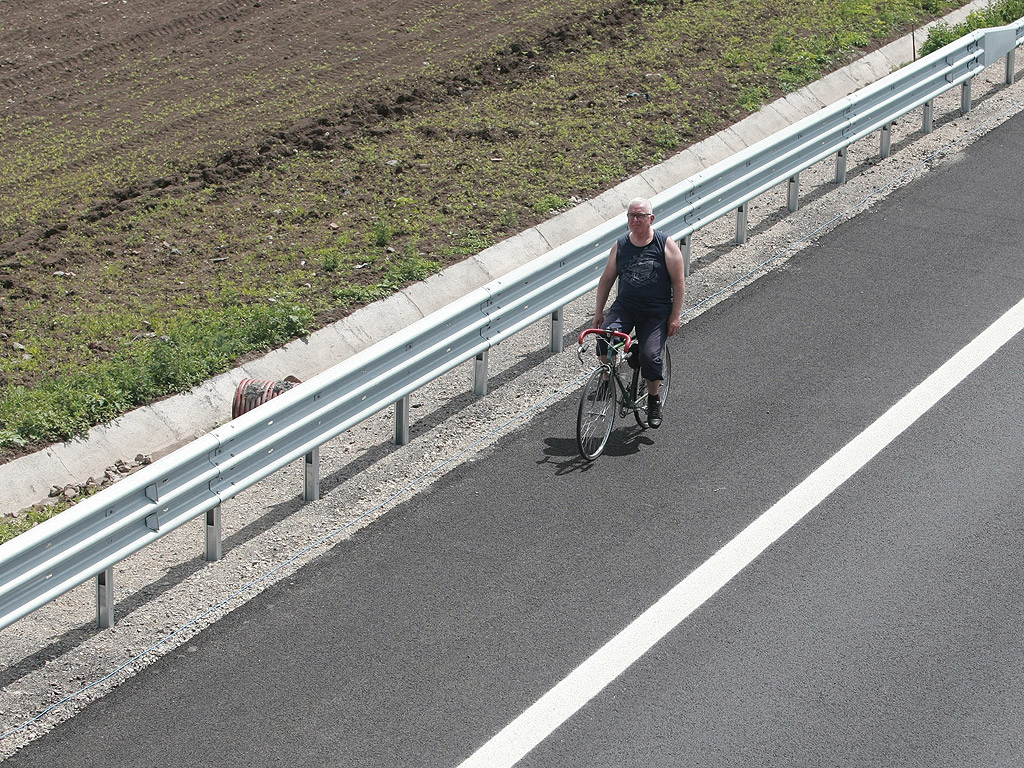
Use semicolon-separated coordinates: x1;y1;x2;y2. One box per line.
920;0;1024;54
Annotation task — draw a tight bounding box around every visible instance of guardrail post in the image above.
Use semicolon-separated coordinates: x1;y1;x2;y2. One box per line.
395;396;410;445
923;99;934;134
97;567;114;629
680;235;691;277
303;448;320;502
835;146;847;184
961;78;972;114
206;505;222;561
474;350;489;396
880;122;893;159
1008;49;1017;85
550;307;564;353
735;201;748;244
787;174;800;212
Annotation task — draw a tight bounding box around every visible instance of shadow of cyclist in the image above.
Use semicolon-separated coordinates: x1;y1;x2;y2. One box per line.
540;427;654;473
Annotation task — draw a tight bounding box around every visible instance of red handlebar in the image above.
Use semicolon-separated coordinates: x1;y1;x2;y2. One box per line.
578;327;632;351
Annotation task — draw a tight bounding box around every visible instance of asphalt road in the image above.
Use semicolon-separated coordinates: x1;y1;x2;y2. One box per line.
5;114;1024;767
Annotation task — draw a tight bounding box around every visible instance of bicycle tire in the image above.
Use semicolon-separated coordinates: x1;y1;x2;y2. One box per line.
577;367;616;460
633;345;671;429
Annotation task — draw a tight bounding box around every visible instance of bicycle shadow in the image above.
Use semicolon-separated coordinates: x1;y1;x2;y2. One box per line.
540;427;654;474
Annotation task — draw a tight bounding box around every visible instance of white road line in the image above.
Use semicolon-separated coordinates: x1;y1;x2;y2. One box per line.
458;295;1024;767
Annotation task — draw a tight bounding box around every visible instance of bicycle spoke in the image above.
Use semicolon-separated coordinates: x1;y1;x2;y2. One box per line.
577;368;616;460
632;344;670;429
660;345;671;406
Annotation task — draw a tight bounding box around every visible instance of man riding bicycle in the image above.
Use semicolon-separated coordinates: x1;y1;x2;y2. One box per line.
594;197;685;429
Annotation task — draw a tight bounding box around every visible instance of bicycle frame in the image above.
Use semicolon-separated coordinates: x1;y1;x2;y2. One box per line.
577;328;645;414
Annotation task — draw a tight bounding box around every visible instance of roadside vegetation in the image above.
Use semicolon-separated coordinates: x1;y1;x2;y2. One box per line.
4;0;1015;538
920;0;1023;53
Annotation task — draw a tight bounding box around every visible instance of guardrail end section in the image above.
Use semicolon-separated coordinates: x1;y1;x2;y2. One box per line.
981;27;1019;68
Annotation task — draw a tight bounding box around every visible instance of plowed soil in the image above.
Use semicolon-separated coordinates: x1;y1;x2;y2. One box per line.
0;0;966;464
1;0;657;459
1;0;633;257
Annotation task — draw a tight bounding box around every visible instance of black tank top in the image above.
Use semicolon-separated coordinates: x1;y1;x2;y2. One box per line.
615;230;673;311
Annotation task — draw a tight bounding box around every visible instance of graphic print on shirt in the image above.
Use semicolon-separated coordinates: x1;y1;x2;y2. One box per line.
621;254;659;289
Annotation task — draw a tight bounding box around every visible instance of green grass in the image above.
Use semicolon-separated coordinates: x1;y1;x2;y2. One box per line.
0;504;68;546
0;301;313;448
920;0;1024;54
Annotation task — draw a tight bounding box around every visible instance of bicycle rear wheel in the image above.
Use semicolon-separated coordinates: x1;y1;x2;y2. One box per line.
633;345;671;429
577;367;616;460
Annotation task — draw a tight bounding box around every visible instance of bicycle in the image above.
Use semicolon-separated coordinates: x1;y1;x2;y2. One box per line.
575;328;672;461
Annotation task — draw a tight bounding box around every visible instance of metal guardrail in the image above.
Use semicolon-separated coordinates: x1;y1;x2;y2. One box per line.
1;22;1021;632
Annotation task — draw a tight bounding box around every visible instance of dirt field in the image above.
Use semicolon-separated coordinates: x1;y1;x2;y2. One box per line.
1;0;639;274
0;0;969;465
2;0;661;458
0;0;596;184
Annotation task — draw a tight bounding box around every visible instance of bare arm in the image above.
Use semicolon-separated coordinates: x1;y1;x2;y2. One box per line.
594;242;619;328
664;237;685;337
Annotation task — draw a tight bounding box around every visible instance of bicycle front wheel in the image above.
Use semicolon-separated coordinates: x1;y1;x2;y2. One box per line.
577;367;616;460
633;345;671;429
